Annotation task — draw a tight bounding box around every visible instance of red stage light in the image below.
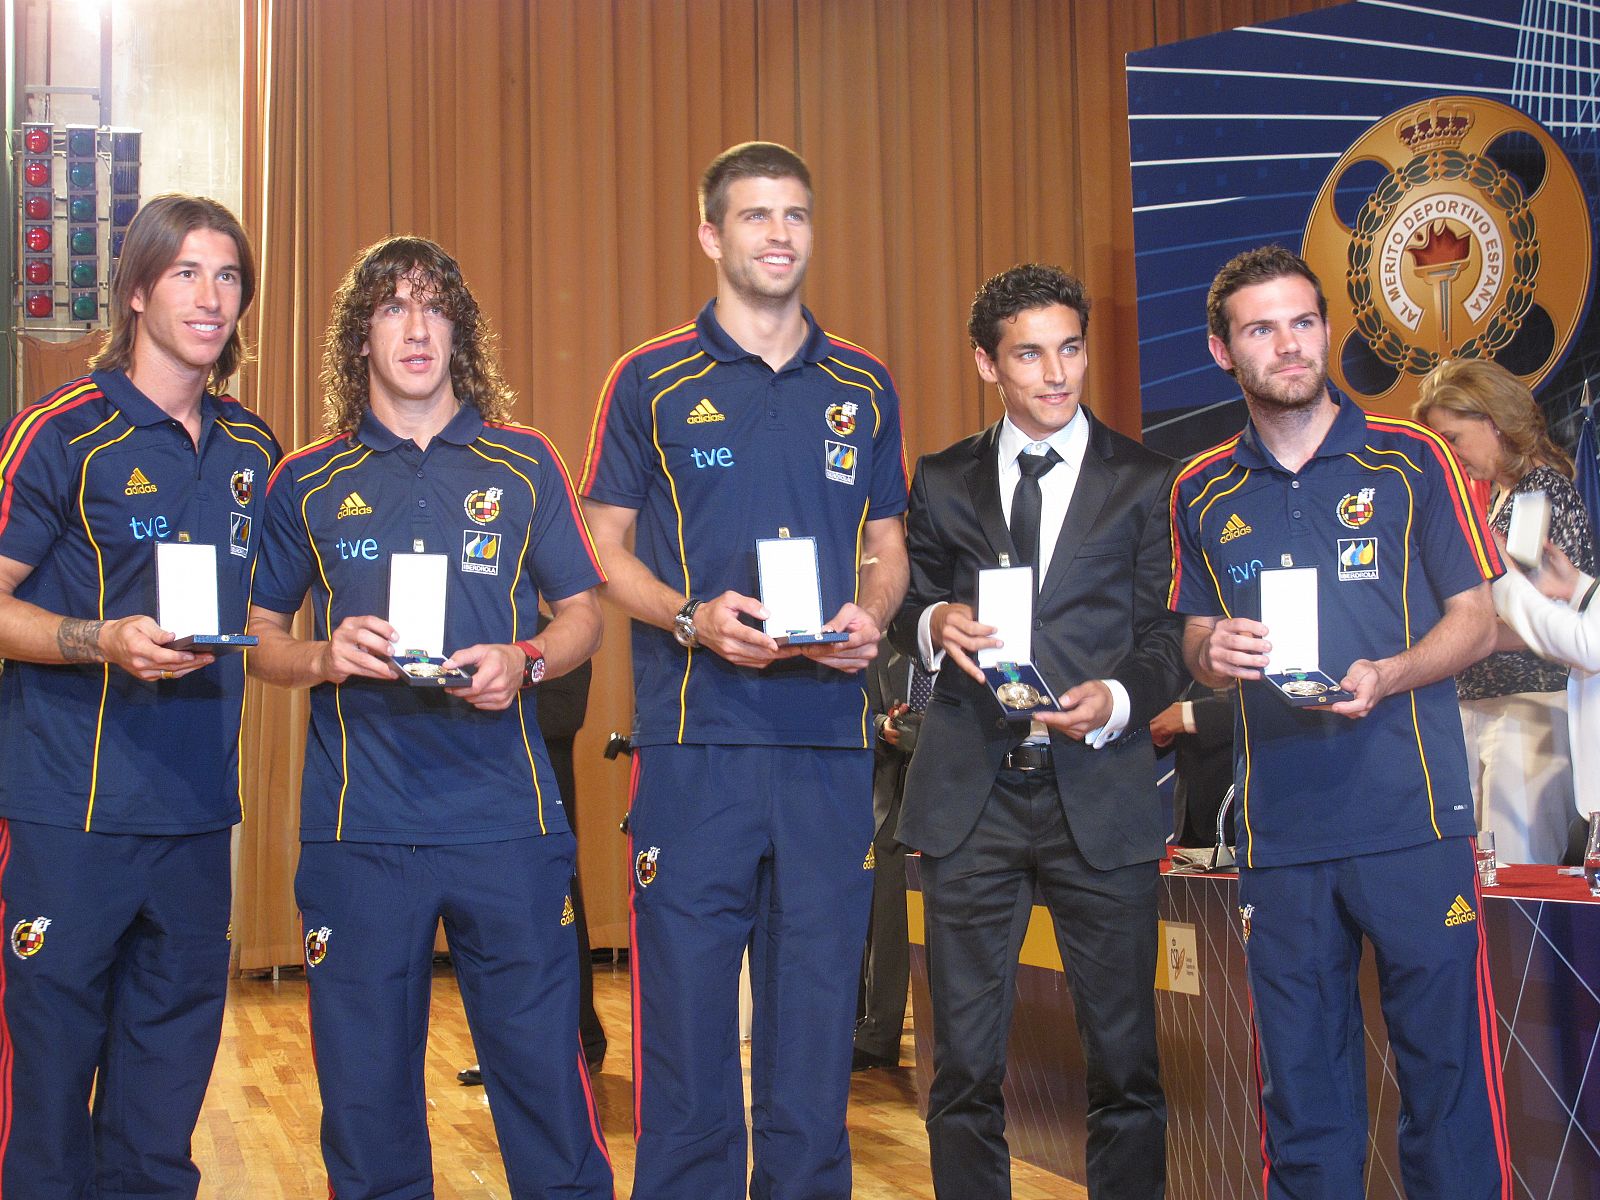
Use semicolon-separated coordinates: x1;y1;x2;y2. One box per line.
24;127;50;154
26;293;53;319
26;195;51;219
25;161;50;187
26;226;52;252
25;260;52;285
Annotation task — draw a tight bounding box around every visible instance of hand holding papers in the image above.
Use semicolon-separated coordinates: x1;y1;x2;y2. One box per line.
976;566;1060;715
1505;489;1550;571
755;536;849;646
387;553;473;687
1259;566;1352;708
156;542;256;652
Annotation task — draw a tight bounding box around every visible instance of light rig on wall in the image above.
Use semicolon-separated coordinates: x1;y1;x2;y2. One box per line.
17;120;141;331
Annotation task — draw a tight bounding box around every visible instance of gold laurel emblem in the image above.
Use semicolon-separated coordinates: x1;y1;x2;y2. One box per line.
1302;96;1591;414
996;681;1041;709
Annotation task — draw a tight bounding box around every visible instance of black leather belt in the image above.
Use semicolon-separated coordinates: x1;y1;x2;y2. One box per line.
1001;742;1052;772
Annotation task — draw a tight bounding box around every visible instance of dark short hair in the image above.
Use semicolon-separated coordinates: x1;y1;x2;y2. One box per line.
321;236;513;433
90;194;256;391
699;141;812;227
1206;245;1327;343
968;264;1091;359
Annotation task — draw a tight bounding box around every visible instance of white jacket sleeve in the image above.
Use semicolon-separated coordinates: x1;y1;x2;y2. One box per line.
1492;567;1600;672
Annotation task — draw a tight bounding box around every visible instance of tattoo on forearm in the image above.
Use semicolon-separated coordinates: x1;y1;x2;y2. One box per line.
57;618;106;663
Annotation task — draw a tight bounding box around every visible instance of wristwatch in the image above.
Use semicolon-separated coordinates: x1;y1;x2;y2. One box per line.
672;598;703;648
514;641;546;688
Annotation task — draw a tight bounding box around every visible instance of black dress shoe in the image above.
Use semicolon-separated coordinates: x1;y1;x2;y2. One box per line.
851;1048;897;1072
457;1065;483;1086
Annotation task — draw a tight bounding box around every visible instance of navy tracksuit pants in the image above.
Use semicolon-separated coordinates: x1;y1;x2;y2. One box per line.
296;834;613;1200
1241;836;1512;1199
0;818;232;1200
626;744;874;1200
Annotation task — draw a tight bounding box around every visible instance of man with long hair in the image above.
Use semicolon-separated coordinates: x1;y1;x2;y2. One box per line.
580;142;909;1198
0;194;280;1198
247;236;613;1199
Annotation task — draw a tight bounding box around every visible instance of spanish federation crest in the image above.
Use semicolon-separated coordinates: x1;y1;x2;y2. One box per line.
230;468;254;506
10;917;50;960
635;846;660;888
825;401;858;437
304;926;332;968
1337;488;1376;530
1302;96;1592;413
464;487;503;525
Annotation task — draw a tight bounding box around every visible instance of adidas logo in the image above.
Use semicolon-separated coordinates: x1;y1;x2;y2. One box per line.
1444;895;1477;927
1219;514;1253;543
686;398;725;424
560;895;576;927
124;468;158;496
336;492;373;519
863;845;876;870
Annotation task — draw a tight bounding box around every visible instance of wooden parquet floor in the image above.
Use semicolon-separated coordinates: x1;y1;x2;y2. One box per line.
196;961;1082;1198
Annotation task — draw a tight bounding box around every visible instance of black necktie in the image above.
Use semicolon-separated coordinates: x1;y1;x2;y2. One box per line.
907;661;935;713
1009;446;1062;569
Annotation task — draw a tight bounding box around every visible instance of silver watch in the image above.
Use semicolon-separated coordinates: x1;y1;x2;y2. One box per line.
672;598;703;648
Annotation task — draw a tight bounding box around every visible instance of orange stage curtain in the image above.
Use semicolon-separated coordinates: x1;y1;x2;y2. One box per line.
234;0;1334;970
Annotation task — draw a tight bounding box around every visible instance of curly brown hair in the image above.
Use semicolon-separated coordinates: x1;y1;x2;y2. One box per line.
321;236;514;432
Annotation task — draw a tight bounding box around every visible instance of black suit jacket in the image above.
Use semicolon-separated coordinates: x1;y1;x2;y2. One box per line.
890;413;1188;870
1165;684;1235;847
866;649;916;842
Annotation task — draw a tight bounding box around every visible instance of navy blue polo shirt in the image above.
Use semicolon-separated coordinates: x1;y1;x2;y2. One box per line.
0;370;280;834
253;405;603;844
1168;393;1500;868
580;300;908;748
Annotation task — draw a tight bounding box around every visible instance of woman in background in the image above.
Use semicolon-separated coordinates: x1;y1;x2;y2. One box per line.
1415;359;1596;862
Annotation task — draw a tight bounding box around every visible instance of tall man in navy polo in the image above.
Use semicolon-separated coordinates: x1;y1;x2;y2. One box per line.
247;237;612;1200
580;141;909;1199
0;195;279;1199
1170;246;1512;1198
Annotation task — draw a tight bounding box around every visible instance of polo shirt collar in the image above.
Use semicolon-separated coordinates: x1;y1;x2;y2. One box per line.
695;298;828;368
92;368;221;428
1232;387;1365;472
355;402;485;451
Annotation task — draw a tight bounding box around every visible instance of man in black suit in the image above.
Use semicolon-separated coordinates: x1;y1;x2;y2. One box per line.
1151;683;1235;848
853;643;934;1071
891;264;1186;1199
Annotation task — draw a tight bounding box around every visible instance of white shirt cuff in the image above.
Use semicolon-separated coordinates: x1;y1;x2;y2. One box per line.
1085;679;1131;750
917;602;948;671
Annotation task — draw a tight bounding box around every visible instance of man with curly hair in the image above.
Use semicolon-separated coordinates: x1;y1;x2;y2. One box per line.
247;236;613;1199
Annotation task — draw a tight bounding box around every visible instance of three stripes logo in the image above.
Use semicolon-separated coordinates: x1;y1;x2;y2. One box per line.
124;467;158;496
1443;895;1477;927
1219;513;1253;544
686;398;725;425
336;492;374;519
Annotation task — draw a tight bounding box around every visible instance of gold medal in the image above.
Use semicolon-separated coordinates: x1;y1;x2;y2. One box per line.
1282;679;1328;698
996;681;1042;709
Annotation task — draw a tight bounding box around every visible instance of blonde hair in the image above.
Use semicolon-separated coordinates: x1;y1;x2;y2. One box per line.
1413;358;1572;480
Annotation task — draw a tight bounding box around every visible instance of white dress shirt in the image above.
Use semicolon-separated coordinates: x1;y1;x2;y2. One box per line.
918;409;1130;748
